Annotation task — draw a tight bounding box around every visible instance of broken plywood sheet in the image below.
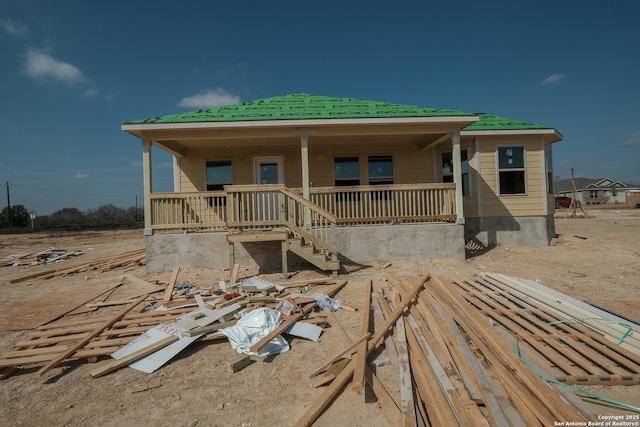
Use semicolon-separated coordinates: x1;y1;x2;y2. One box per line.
111;303;241;373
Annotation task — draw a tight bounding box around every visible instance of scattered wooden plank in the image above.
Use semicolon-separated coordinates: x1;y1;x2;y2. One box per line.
312;358;350;388
309;332;371;378
351;280;372;393
396;314;416;426
228;353;253;372
182;319;238;337
230;263;240;284
163;266;180;302
37;294;148;376
293;275;427;427
364;366;402;426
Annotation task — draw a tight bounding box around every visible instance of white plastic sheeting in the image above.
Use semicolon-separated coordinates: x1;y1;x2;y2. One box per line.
220;307;290;357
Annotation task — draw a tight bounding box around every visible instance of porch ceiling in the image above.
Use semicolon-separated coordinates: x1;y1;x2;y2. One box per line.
128;120;468;156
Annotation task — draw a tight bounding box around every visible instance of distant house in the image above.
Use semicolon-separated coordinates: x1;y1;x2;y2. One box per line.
122;94;562;273
555;177;640;205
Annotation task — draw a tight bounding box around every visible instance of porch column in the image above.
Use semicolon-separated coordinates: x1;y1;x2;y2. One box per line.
300;134;311;228
452;131;465;223
142;139;153;236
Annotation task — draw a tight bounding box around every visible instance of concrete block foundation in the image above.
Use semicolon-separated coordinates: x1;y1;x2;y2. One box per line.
464;215;555;247
146;222;466;273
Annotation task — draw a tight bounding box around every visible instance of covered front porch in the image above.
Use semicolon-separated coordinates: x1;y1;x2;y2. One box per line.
122;94;478;272
144;182;461;274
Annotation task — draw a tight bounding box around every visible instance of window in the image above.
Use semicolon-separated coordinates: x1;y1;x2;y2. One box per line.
368;155;393;185
206;160;232;191
498;146;526;195
589;190;598;199
545;145;553;195
334;157;360;186
442;150;470;196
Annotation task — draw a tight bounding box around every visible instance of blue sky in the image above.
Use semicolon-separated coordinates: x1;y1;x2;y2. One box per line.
1;0;639;215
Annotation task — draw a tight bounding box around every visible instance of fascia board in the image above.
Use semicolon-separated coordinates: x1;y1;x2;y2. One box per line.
121;115;480;133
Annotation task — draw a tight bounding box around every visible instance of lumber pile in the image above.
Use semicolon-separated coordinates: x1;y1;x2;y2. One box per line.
296;273;640;426
8;248;146;283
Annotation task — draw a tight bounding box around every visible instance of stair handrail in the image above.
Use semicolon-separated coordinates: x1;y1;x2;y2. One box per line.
278;186;339;256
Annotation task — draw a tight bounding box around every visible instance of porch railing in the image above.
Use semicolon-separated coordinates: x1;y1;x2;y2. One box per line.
302;183;456;225
149;183;456;231
150;191;227;230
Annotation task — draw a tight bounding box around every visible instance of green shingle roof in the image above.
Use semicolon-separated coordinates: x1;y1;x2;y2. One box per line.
465;113;553;131
124;93;554;131
124;93;475;124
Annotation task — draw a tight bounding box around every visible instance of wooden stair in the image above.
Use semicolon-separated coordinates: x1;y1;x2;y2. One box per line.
287;235;339;274
226;229;340;277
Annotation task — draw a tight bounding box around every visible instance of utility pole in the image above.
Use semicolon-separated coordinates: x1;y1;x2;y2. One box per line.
5;181;10;228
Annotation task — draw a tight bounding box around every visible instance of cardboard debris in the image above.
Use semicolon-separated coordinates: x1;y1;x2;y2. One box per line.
110;304;241;373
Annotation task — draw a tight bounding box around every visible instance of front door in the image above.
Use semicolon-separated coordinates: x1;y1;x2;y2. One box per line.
254;156;284;185
253;156;284;222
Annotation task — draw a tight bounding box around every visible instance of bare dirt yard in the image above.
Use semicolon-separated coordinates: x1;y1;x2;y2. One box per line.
0;206;638;426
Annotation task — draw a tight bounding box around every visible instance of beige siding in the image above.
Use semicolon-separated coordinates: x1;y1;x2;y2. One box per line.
475;136;547;217
174;136;552;219
176;141;439;189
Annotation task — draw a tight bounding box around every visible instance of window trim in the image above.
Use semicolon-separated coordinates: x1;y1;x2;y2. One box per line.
496;145;527;196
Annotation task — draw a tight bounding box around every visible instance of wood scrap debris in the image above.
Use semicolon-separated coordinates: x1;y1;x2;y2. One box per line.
1;247;87;267
9;248;146;283
297;273;640;426
0;273;347;379
1;268;638;426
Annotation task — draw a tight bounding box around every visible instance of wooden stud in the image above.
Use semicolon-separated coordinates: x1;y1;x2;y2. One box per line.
230;263;240;284
163;266;180;302
228;354;253;372
351;280;372;393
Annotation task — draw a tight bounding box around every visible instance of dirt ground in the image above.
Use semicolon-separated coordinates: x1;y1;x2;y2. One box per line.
0;206;638;426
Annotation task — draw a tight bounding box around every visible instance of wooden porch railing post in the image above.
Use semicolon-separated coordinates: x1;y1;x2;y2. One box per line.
226;188;234;230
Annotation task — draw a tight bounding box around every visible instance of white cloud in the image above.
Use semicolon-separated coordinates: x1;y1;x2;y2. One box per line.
83;87;100;98
74;173;90;179
178;88;241;109
23;47;87;85
540;74;565;86
1;18;29;37
621;131;640;146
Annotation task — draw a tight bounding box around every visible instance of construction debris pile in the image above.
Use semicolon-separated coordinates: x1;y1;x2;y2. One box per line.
1;268;639;426
5;248;145;283
0;247;87;267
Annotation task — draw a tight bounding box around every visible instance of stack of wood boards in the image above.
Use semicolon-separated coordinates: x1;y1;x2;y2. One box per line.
295;273;639;426
8;248;146;283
